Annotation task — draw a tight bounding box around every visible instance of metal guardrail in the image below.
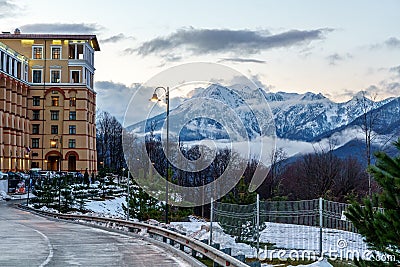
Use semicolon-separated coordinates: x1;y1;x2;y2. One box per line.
18;205;249;267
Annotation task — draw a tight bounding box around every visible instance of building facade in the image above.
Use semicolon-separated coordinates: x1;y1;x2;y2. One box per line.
0;30;100;173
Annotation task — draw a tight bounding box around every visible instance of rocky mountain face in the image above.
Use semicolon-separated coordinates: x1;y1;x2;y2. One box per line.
129;84;399;160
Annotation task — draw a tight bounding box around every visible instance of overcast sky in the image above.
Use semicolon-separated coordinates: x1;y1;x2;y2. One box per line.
1;0;399;121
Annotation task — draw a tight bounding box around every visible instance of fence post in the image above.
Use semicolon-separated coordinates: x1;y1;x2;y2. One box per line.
319;197;323;257
256;194;260;258
209;197;214;246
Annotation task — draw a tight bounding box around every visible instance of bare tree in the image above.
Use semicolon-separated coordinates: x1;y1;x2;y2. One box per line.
264;147;287;198
357;91;380;196
96;111;125;172
332;156;369;201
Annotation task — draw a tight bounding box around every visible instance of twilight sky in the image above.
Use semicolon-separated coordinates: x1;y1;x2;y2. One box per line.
1;0;400;121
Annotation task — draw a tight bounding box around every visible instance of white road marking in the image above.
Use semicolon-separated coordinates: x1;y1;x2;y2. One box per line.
33;228;54;267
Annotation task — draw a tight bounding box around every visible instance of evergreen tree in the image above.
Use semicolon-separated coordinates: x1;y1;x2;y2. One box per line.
346;138;400;266
60;186;74;212
122;181;163;221
32;179;56;207
221;177;257;205
219;177;263;245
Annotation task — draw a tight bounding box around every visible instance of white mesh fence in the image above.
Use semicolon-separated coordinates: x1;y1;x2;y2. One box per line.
214;198;370;260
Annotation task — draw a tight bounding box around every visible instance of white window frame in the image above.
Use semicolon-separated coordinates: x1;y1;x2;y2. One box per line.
51;45;62;60
32;45;43;59
32;69;43;83
70;70;81;83
50;69;61;83
24;64;28;81
8;56;12;74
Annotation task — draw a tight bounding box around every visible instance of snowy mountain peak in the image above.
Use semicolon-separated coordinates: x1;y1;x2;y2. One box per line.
264;91;327;102
300;92;327;101
128;84;398;144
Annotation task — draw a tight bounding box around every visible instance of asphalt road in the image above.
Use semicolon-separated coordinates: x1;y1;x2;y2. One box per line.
0;201;190;267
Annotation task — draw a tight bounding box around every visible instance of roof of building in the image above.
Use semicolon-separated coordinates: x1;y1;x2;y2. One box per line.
0;33;100;51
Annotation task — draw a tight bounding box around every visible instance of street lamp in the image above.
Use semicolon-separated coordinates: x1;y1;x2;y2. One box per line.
123;167;130;221
25;153;31;206
51;135;62;212
150;86;170;224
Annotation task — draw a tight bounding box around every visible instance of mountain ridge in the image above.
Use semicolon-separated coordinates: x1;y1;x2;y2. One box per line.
127;85;399;162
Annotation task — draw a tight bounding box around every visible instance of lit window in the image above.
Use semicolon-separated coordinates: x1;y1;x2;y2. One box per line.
69;125;76;135
32;70;42;83
68;139;76;148
51;70;61;83
32;138;39;148
50;139;57;148
32;46;43;59
51;46;61;59
70;97;76;107
51;111;59;120
52;96;59;106
71;70;80;83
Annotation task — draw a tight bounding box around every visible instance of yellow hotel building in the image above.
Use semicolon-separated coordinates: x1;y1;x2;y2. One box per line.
0;29;100;173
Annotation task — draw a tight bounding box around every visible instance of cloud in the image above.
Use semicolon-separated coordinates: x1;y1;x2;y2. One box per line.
123;48;136;55
331;80;400;102
219;57;266;64
19;23;103;34
326;53;343;65
100;33;133;44
364;83;399;99
326;53;352;65
370;37;400;50
153;53;183;67
382;82;400;95
249;74;274;91
389;65;400;76
384;37;400;48
96;81;190;125
0;0;18;18
95;81;140;122
135;27;333;56
162;53;182;62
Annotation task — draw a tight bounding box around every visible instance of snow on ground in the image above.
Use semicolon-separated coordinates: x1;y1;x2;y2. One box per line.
11;192;36;199
170;219;367;258
261;259;333;267
85;196;127;218
171;220;258;257
0;191;35;201
0;190;10;201
289;258;333;267
260;222;368;255
11;195;348;267
80;199;361;267
171;220;336;267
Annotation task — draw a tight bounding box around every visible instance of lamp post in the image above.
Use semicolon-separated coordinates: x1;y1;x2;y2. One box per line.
51;135;62;212
25;153;30;206
123;167;130;221
150;86;170;224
